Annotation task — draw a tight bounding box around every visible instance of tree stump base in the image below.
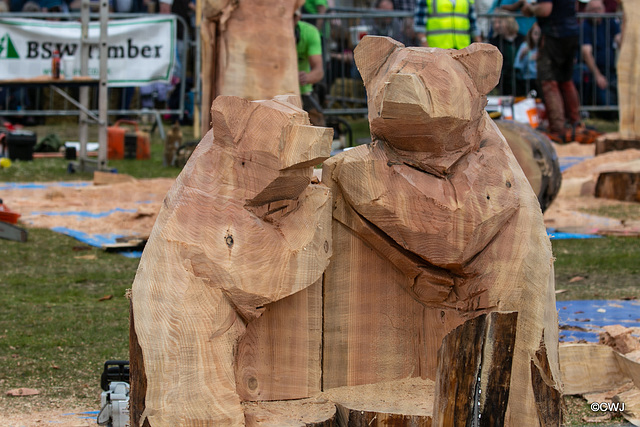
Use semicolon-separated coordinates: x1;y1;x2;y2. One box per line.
595;169;640;202
322;377;435;427
243;399;337;427
494;120;562;212
595;133;640;156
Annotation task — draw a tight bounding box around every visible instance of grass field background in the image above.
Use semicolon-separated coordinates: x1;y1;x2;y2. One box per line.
0;119;638;424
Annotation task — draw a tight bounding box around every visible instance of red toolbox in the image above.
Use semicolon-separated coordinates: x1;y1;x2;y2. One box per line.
107;120;150;160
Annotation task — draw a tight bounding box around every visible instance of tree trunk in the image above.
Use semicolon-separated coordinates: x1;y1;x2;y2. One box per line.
596;134;640;155
495;119;562;212
595;168;640;202
200;0;303;134
617;0;640;138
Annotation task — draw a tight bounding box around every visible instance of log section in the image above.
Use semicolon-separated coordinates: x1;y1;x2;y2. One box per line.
199;0;303;135
617;0;640;138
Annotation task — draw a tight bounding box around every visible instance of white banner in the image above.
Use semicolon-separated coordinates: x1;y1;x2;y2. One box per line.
0;16;176;87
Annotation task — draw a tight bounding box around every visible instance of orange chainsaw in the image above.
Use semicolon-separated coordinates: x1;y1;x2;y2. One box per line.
0;199;27;242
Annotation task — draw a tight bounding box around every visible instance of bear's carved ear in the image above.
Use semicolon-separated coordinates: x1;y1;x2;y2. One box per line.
354;36;404;87
451;44;503;95
211;96;255;146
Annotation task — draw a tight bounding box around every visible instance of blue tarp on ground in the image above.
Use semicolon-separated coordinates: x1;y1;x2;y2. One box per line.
51;227;143;258
31;208;137;219
0;182;91;191
559;156;593;172
547;228;602;240
557;299;640;343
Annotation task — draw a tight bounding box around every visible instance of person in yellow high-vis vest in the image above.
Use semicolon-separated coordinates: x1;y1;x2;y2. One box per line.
413;0;482;49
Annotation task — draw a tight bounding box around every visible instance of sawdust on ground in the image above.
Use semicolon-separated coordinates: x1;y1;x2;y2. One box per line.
2;141;640;242
544;142;640;235
3;178;175;239
0;407;96;426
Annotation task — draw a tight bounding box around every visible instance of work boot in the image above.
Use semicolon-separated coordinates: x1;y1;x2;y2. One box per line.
541;80;565;135
560;80;580;125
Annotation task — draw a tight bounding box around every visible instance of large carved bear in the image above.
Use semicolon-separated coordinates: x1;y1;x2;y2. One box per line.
322;36;562;425
131;95;333;425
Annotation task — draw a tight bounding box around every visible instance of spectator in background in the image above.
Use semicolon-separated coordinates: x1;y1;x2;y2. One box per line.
489;11;524;95
110;0;147;114
602;0;619;12
576;0;588;12
391;0;421;45
39;0;67;15
522;0;591;143
514;22;541;95
475;0;494;40
302;0;327;30
295;8;325;126
21;0;40;10
138;0;193;115
370;0;420;46
111;0;146;12
488;0;536;37
580;0;621;107
414;0;482;48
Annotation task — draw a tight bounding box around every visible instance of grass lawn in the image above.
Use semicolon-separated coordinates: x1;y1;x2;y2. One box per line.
0;119;638;424
554;237;640;301
0;228;136;414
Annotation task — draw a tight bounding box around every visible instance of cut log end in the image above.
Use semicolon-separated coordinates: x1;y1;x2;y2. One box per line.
322;377;435;426
595;134;640;156
243;398;337;427
595;170;640;203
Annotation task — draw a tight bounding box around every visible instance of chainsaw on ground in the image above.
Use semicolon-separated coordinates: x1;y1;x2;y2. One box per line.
97;360;130;427
0;199;27;242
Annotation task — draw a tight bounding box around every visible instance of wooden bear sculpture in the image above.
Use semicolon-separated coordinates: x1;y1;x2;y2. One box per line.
131;95;333;425
322;36;562;425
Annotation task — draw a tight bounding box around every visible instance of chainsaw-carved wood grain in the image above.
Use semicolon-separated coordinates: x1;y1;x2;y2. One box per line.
131;95;332;426
235;279;322;401
617;0;640;139
200;0;303;134
322;36;561;426
242;398;337;426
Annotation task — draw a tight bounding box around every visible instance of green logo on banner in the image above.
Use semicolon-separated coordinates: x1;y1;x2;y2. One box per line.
0;33;20;59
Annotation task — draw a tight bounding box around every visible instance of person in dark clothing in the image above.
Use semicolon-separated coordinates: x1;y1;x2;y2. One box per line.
522;0;599;143
489;12;525;95
580;0;621;107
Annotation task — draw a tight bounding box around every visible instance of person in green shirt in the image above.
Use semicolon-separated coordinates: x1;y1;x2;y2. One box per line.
295;8;325;126
302;0;327;29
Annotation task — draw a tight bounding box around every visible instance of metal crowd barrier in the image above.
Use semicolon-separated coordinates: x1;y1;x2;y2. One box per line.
475;12;622;114
1;9;622;127
315;10;622;117
306;9;414;117
0;11;191;136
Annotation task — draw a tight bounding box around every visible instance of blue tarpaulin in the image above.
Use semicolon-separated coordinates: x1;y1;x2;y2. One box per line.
51;227;143;258
557;299;640;343
547;228;602;240
559;156;593;172
0;182;90;191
